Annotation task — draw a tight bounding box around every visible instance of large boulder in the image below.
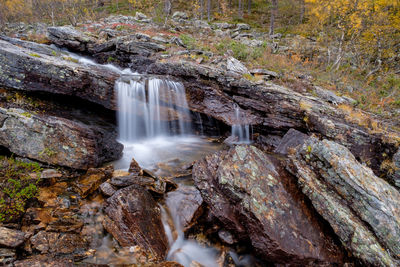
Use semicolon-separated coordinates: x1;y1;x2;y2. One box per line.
193;145;345;265
0;38;119;110
47;26;96;52
103;184;168;262
289;138;400;266
0;107;122;169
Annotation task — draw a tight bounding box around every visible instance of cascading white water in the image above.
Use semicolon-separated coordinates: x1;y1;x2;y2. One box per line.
64;50;254;266
116;78;191;141
231;104;251;144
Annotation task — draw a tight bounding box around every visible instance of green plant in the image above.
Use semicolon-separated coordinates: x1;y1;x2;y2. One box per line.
29;53;41;58
21;112;32;118
0;156;41;222
62;56;79;63
179;34;197;50
216;40;249;61
39;147;57;158
107;56;116;62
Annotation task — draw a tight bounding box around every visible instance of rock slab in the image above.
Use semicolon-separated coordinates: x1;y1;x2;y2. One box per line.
103;184;168;261
193;145;344;265
0;107;122;169
289;138;400;266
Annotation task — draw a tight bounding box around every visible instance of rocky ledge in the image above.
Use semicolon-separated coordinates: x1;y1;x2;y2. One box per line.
0;107;122;169
0;30;399;180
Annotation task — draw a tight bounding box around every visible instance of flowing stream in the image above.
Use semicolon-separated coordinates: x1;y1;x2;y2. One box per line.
67;51;252;266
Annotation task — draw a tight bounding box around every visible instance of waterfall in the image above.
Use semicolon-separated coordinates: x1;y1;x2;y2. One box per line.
231;104;251;144
116;77;191;142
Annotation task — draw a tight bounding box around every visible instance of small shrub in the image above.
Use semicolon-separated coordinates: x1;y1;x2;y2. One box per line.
216;40;250;61
180;34;197;50
0;157;41;222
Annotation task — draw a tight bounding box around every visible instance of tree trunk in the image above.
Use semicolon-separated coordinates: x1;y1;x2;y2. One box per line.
299;0;305;23
238;0;243;18
207;0;211;21
248;0;252;15
200;0;204;20
164;0;171;16
269;0;278;36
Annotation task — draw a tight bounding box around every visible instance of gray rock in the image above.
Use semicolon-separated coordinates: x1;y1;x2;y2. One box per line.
40;169;62;179
239;38;264;47
117;39;165;57
151;36;169;44
135;32;151;41
214;29;229;38
0;107;122;169
0;38;120;110
213;22;234;30
0;227;26;248
235;23;251;31
250;68;279;79
192;20;210;29
172;11;189;20
170;36;186;47
274;128;308;155
269;33;282;39
47;26;95;52
227;57;249;75
313;86;347;105
289;138;400;266
134;12;148;20
0;35;58;56
0;248;16;266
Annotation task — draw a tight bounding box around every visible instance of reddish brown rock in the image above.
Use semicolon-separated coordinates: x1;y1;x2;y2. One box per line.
129;157;143;175
193;145;345;265
30;231;86;254
75;166;113;198
103;184;168;261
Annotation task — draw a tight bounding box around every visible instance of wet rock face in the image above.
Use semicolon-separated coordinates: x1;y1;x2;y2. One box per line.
0;38;119;110
0;107;122;169
289;138;400;266
165;185;203;231
103;184;168;261
193;145;345;265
